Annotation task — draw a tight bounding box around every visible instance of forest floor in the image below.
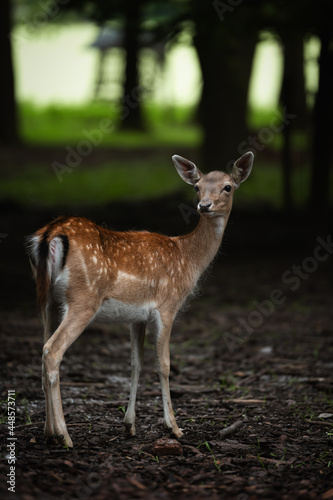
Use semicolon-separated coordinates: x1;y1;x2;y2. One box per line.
0;192;333;500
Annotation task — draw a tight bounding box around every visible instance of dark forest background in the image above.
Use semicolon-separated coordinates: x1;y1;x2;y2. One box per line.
0;0;333;314
1;0;333;211
1;6;333;498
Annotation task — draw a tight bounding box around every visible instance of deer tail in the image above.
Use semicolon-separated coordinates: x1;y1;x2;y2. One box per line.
26;231;69;309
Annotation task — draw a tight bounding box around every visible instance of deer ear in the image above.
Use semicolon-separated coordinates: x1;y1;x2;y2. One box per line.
172;155;203;186
231;152;254;188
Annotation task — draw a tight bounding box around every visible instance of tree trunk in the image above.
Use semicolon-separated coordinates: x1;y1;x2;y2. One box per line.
193;24;256;171
311;29;333;212
120;0;144;130
0;0;18;146
280;34;308;211
281;106;292;211
280;35;308;130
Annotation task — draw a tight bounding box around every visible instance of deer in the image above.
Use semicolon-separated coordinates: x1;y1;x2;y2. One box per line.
27;151;254;447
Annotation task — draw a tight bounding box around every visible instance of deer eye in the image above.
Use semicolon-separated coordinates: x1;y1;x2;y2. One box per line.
223;184;232;193
194;185;200;193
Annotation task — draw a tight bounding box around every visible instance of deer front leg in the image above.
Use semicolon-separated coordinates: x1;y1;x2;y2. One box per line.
155;315;183;439
124;322;146;436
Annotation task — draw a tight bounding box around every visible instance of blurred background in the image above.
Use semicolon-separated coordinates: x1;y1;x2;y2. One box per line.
0;0;332;311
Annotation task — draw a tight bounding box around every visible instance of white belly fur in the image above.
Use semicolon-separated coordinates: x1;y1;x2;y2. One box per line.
94;298;160;325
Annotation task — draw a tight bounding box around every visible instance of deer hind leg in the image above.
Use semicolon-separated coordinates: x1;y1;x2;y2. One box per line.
155;313;183;439
124;322;146;436
42;298;62;441
42;305;96;447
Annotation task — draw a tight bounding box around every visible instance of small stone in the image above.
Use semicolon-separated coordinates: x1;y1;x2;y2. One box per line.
260;346;273;355
319;413;333;419
151;438;183;456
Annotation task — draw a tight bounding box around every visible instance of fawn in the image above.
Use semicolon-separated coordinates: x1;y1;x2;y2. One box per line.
27;152;254;447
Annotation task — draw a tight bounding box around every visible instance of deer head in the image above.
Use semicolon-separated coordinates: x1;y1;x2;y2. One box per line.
172;151;254;217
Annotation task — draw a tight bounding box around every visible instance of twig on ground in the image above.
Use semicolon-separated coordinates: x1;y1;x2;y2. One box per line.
226;399;266;404
306;419;333;426
219;415;248;438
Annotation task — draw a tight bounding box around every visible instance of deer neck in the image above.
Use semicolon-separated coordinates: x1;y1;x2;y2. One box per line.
176;214;228;278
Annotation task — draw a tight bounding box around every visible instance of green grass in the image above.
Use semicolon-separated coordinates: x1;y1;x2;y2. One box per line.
19;101;201;148
1;102;323;209
1;157;310;209
1;160;183;207
20;102;298;150
197;441;221;472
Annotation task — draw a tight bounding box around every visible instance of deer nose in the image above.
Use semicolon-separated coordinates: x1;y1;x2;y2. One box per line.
198;201;212;212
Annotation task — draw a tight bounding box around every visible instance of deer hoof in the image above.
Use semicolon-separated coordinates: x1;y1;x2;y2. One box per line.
171;427;184;440
45;433;73;448
124;422;136;437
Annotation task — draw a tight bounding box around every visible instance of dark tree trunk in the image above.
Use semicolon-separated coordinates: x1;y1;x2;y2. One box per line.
280;34;308;211
0;0;18;146
311;29;333;212
281;106;292;211
120;0;144;130
280;35;308;130
193;19;256;170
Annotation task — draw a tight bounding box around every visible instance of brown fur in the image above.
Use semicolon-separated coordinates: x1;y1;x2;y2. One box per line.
27;152;254;447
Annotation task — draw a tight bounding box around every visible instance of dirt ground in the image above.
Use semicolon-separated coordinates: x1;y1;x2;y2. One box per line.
1;191;333;500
